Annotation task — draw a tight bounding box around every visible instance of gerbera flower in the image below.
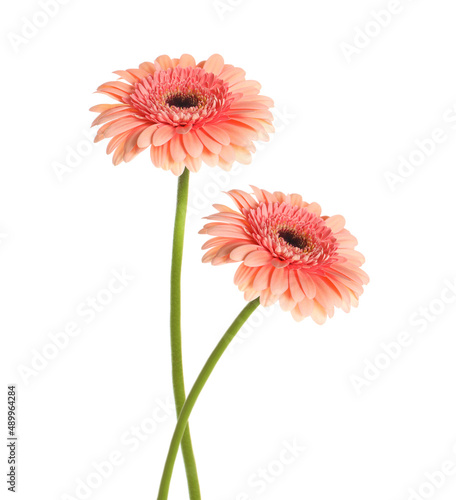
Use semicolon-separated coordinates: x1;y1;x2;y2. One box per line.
200;187;369;324
90;54;274;175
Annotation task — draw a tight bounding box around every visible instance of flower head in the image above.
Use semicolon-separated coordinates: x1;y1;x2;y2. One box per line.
91;54;274;175
200;187;369;324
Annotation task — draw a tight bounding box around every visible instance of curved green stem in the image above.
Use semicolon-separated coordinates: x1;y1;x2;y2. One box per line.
170;168;200;500
158;298;261;500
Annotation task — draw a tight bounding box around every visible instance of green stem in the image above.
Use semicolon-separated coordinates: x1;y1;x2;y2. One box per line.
170;167;200;500
158;298;261;500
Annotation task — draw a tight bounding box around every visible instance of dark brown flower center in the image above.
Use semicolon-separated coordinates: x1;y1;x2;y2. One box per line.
278;229;308;250
166;92;199;109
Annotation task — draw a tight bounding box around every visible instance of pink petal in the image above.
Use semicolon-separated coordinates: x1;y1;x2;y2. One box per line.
97;81;132;93
216;122;254;147
244;250;272;267
178;54;196;68
90;104;124;113
124;126;148;154
230;244;259;261
196;129;222;154
183;132;204;158
184;155;202;172
244;288;261;301
330;264;366;285
170;135;187;162
137;125;159;148
289;271;305;302
153;125;177;147
298;298;314;317
205;225;251;239
91;107;134;127
203;54;225;75
204;125;231;146
311;302;327;325
139;61;156;74
219;66;246;85
297;272;317;299
260;288;279;307
201;148;218;167
113;70;141;84
325;215;345;233
271;258;289;268
103;117;145;138
279;290;296;312
176;124;193;135
219;145;236;164
150;142;169;168
106;131;129;155
253;265;274;291
155;55;173;70
232;146;252;165
212;204;239;214
227;190;258;211
270;267;288;295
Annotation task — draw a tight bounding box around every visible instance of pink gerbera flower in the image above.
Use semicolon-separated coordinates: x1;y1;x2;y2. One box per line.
200;187;369;324
90;54;274;175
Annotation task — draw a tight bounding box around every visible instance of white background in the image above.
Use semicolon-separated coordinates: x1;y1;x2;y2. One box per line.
2;1;456;499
